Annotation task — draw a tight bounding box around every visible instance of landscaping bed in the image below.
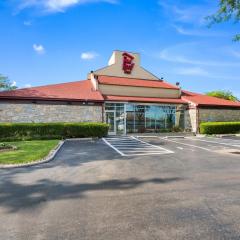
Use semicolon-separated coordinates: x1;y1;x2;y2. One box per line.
0;140;59;165
200;122;240;134
0;122;108;141
0;143;17;153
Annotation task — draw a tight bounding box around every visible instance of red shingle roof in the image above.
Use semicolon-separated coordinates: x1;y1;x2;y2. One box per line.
97;75;179;89
0;80;104;102
1;79;239;108
182;90;240;108
104;95;186;104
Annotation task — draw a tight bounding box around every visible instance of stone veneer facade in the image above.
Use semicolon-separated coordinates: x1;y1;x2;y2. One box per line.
0;101;103;123
185;108;240;133
199;108;240;123
1;102;240;133
185;108;197;132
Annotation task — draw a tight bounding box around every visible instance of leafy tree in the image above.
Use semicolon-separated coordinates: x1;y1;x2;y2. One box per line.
0;74;17;91
206;90;239;101
206;0;240;41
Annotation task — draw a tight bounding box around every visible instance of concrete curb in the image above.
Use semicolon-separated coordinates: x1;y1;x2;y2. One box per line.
0;140;65;169
129;132;194;137
196;134;240;138
65;137;96;141
135;135;186;139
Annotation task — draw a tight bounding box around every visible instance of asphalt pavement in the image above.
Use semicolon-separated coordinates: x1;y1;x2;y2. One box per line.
1;137;240;240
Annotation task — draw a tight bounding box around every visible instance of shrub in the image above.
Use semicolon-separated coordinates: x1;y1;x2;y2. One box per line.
0;143;16;150
171;126;183;132
200;122;240;134
0;122;109;141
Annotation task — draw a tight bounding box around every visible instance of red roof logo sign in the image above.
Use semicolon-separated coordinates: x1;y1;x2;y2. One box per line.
122;52;135;74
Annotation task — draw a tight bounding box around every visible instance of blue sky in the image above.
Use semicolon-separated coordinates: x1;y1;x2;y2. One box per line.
1;0;240;97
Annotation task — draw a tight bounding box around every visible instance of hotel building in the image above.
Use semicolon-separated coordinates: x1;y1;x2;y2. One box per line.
0;50;240;135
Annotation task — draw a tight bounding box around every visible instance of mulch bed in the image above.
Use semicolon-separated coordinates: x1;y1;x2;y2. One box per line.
0;144;17;153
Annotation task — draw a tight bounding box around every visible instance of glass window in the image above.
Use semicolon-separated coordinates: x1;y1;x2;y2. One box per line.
106;103;185;134
105;103;115;111
105;103;125;134
134;105;145;133
145;106;156;133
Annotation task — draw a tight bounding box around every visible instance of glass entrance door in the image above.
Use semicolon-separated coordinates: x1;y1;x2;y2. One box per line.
106;111;116;135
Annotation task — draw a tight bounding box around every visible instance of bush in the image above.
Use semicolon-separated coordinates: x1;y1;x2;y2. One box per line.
200;122;240;134
171;126;183;132
0;122;109;141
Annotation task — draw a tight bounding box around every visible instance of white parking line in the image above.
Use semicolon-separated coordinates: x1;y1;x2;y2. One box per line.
186;137;240;148
177;147;184;150
159;137;212;151
124;152;173;156
102;138;126;156
103;137;173;156
202;136;240;143
131;136;173;153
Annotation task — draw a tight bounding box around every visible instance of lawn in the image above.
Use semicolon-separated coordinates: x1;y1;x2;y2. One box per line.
0;140;60;165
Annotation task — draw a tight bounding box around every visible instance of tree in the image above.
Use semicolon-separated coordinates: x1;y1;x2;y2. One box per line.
206;90;239;101
206;0;240;41
0;74;17;91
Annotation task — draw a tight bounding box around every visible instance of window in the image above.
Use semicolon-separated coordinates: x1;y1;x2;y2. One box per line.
105;103;185;134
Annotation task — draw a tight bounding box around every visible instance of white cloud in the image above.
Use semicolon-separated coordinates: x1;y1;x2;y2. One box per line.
232;90;240;99
158;1;215;26
176;67;210;77
81;51;99;60
24;84;32;88
18;0;117;13
172;25;226;37
229;49;240;58
33;44;45;54
158;47;240;67
23;20;32;26
11;81;17;87
158;48;212;65
174;67;240;80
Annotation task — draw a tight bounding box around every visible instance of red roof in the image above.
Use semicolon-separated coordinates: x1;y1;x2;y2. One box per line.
104;95;186;104
0;80;104;102
1;79;239;108
97;75;179;89
182;90;240;108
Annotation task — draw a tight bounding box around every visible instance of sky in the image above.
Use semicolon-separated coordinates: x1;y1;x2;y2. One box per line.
0;0;240;97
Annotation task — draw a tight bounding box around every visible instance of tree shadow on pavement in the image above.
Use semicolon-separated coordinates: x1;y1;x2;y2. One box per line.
0;177;183;213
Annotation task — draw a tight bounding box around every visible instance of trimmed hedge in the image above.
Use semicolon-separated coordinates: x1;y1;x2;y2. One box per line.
200;122;240;134
0;122;109;141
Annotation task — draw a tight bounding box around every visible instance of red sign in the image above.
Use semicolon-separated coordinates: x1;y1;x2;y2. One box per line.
122;52;135;74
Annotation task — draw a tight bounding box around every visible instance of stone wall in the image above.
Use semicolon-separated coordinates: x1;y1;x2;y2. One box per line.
185;108;197;132
199;108;240;123
185;108;240;133
0;101;103;123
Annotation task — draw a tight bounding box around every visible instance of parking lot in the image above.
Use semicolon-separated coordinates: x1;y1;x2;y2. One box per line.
1;136;240;240
102;136;173;156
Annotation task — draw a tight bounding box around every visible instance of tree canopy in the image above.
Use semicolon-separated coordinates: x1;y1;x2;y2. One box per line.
206;0;240;41
0;74;17;91
206;90;239;101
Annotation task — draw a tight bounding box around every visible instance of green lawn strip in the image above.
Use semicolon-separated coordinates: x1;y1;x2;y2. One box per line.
0;140;60;165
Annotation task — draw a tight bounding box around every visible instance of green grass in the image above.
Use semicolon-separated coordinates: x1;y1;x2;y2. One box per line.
0;140;60;165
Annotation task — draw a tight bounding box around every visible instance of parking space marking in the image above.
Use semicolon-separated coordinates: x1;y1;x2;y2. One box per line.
186;137;240;148
159;137;212;151
177;147;184;150
102;136;173;156
102;138;126;156
202;136;240;143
